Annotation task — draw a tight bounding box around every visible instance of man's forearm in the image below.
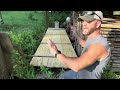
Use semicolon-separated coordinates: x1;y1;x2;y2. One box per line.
56;53;79;72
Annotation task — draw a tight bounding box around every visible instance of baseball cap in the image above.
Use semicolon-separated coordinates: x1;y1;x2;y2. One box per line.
79;11;103;22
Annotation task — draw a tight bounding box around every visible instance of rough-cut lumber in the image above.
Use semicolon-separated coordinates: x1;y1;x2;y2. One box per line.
41;35;71;44
30;28;77;68
101;28;120;31
101;18;120;72
46;28;67;35
31;44;76;57
101;24;120;29
103;18;118;21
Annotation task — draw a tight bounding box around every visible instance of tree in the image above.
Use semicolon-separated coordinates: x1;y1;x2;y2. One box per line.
0;11;4;24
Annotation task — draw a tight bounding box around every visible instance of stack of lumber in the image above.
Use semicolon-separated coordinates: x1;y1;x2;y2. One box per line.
30;28;77;68
101;18;120;72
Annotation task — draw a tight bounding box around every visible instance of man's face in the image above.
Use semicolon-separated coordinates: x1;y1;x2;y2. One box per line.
82;19;98;36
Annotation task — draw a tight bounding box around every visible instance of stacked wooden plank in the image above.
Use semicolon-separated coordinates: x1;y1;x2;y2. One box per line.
30;28;77;68
101;18;120;72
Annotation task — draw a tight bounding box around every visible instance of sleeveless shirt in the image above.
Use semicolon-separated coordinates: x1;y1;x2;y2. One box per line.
76;35;111;79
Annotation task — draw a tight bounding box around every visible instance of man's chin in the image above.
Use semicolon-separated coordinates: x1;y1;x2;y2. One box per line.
82;33;87;36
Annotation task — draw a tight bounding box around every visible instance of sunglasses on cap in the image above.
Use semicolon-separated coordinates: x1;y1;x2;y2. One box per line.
82;11;101;21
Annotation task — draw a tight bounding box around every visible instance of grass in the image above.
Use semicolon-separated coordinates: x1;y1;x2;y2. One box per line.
1;11;44;26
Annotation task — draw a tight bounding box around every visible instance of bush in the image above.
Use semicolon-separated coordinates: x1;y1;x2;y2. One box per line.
11;50;36;79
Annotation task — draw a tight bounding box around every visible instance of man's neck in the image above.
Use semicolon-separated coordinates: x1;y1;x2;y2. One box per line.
87;29;101;39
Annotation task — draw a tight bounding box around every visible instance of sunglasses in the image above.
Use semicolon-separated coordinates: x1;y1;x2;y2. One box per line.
82;11;101;21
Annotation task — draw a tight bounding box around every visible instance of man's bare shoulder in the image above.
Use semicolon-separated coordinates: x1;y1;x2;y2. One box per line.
86;43;109;61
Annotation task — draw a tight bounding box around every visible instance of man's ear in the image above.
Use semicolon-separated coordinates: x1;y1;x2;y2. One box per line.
96;21;101;28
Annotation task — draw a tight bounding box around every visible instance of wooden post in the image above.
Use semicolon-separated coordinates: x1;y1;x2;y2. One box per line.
76;19;82;56
72;11;83;56
45;11;49;30
72;11;77;49
0;32;13;79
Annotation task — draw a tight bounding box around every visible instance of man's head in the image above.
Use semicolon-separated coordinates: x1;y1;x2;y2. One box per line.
79;11;103;36
79;11;103;22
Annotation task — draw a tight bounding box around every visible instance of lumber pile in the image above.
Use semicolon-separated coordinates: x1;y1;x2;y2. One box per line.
101;18;120;72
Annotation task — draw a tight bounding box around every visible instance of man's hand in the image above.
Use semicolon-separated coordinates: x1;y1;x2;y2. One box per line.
47;39;58;56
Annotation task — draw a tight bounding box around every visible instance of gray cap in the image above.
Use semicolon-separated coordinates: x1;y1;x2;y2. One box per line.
79;11;103;22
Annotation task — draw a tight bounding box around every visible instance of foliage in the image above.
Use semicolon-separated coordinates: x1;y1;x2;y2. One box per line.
39;66;65;79
11;50;36;79
8;29;38;60
1;11;46;79
102;64;120;79
102;70;120;79
50;11;70;24
7;12;45;61
40;65;54;79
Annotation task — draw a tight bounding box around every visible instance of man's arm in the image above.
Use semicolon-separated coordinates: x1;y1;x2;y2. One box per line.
56;43;108;72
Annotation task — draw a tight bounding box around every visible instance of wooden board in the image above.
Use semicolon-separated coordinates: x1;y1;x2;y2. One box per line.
102;18;120;29
111;68;120;72
103;18;117;21
30;57;66;68
30;28;77;68
30;44;77;68
41;35;71;44
46;28;67;35
31;44;77;57
101;24;120;29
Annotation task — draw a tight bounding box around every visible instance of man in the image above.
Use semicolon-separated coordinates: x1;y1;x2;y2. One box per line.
47;11;111;79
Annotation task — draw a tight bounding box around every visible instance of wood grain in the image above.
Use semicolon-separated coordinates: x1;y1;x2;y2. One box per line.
30;28;77;68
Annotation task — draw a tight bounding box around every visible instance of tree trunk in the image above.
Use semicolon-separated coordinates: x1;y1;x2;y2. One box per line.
0;11;4;24
72;11;83;56
0;32;13;79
